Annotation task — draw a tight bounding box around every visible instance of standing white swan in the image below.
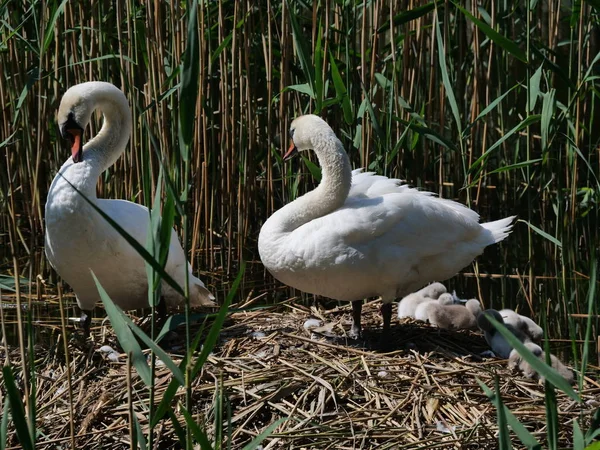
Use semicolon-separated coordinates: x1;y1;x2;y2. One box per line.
258;114;515;341
45;82;215;333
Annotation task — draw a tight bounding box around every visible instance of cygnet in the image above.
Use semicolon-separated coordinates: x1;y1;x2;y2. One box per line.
414;293;455;322
397;282;447;319
508;342;574;384
500;309;543;341
428;299;482;330
477;309;529;358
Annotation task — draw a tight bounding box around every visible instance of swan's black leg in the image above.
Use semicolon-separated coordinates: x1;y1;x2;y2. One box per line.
156;296;168;319
380;302;393;349
349;300;362;339
80;310;92;337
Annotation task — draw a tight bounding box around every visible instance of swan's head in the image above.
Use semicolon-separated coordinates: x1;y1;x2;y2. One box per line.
284;114;332;159
57;85;96;164
476;309;504;332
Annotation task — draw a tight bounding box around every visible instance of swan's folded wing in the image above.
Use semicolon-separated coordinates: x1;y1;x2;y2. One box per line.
288;189;489;280
349;169;419;198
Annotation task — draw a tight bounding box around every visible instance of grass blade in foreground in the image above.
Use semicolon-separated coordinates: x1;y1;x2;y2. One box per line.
477;379;542;449
151;262;245;427
1;366;34;450
240;418;287;450
92;271;152;386
485;314;579;400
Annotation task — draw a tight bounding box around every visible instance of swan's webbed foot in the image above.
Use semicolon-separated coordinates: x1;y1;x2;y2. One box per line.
349;300;363;339
80;310;92;337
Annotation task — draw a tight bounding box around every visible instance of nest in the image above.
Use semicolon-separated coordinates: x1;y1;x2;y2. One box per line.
1;300;599;449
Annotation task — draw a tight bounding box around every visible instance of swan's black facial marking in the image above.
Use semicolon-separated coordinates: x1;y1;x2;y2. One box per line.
283;128;298;161
60;112;85;163
60;112;84;140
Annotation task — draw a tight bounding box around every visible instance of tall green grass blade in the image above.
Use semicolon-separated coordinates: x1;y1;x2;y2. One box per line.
41;0;67;55
477;379;541;449
529;65;543;111
394;117;457;150
285;83;315;98
150;263;243;428
168;410;188;448
151;325;206;427
453;3;527;63
574;420;585;450
579;257;596;391
434;10;462;135
92;271;152;386
463;85;517;136
287;0;315;99
329;53;352;124
133;411;148;450
240;418;287;450
181;406;213;449
468;115;541;173
301;156;322;182
518;219;562;248
1;396;9;450
388;1;442;27
1;366;34;450
191;261;244;376
541;89;556;151
585;408;600;444
544;377;559;450
485;314;579;400
179;0;199;153
103;303;185;385
314;22;323;113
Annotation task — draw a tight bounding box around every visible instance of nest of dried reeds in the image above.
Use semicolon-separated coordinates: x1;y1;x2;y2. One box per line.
1;300;599;449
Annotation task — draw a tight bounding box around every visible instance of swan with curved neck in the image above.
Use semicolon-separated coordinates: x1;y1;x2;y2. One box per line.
45;82;214;333
259;114;516;342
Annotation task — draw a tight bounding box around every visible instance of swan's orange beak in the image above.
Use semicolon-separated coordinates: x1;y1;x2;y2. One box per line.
283;140;297;161
68;129;83;163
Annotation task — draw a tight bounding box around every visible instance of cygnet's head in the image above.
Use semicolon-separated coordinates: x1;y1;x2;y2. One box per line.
285;114;334;158
437;293;455;305
477;309;504;332
421;282;447;299
465;299;482;315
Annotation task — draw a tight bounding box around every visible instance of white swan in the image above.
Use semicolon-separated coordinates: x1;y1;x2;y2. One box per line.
45;82;215;333
397;282;447;319
258;114;516;340
427;299;481;330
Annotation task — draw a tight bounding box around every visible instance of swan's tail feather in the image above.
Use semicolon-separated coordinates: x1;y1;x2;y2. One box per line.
482;215;517;244
189;277;217;307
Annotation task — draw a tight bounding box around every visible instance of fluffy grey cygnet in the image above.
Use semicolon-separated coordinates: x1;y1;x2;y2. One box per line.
477;309;530;358
427;299;482;330
499;309;543;341
508;342;574;384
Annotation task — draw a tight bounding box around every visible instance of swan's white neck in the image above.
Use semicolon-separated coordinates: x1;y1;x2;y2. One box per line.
56;85;132;198
268;130;352;233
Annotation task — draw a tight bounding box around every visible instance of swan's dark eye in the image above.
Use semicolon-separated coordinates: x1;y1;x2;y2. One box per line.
289;128;295;139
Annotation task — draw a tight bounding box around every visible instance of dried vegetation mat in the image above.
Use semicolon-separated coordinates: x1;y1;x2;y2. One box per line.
1;300;599;449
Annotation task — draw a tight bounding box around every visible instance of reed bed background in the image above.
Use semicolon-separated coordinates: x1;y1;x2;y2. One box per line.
1;0;599;448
